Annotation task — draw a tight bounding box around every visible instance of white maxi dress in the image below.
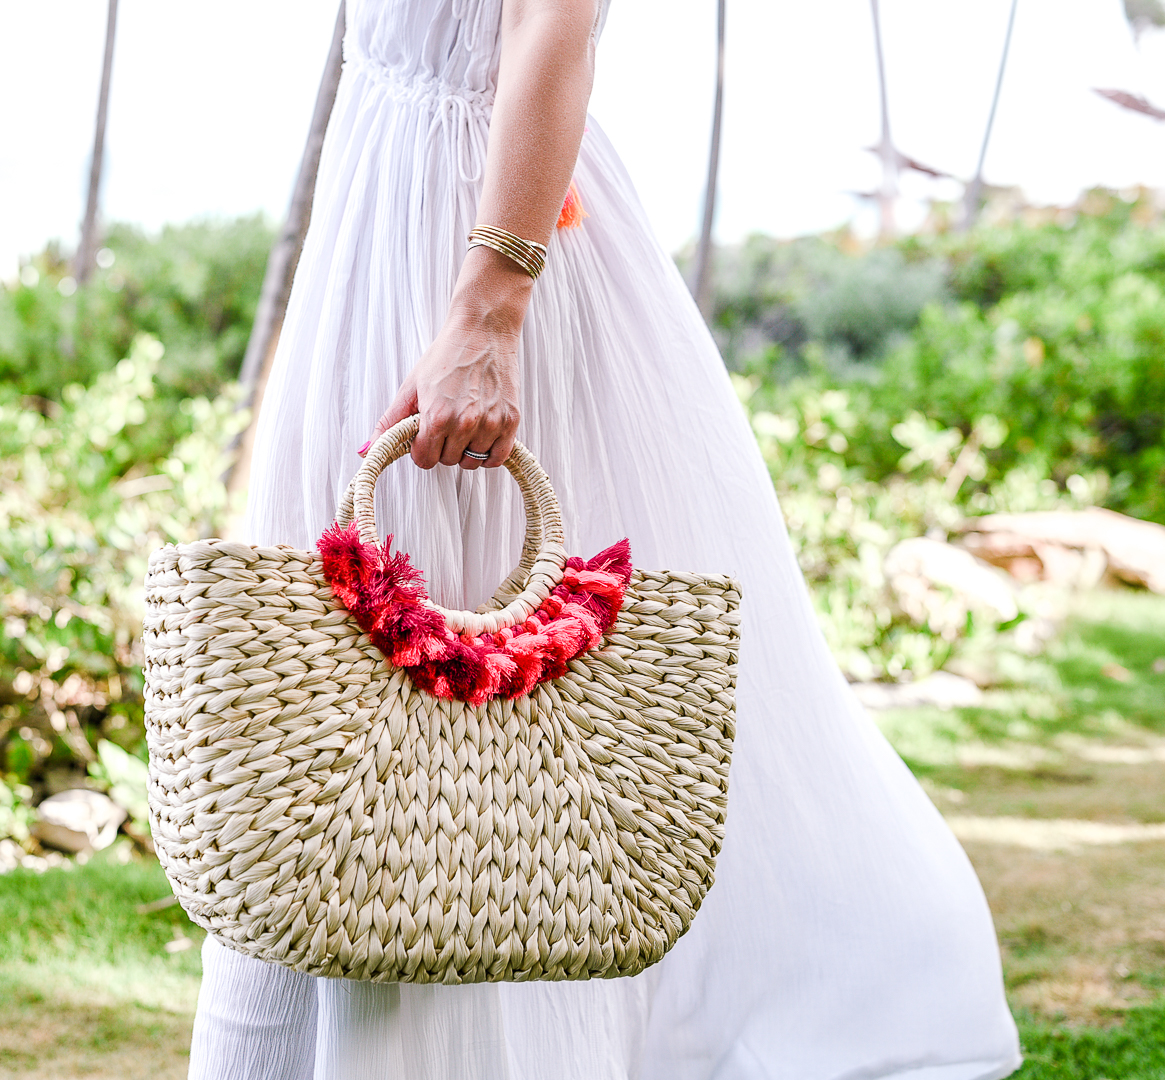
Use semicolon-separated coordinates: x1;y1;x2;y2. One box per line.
189;1;1023;1077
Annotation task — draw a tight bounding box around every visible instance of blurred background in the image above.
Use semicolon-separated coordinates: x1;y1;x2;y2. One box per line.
1;1;1164;1077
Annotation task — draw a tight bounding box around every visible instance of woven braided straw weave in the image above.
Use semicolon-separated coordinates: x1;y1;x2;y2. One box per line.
143;417;740;983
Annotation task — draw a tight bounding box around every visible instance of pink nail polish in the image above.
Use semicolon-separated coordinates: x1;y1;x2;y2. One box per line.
357;440;371;457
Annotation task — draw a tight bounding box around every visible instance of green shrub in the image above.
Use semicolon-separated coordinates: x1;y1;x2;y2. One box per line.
706;234;945;371
736;376;1099;682
88;739;149;833
0;336;245;796
0;222;264;820
726;192;1165;525
0;779;34;843
0;215;272;401
797;246;946;365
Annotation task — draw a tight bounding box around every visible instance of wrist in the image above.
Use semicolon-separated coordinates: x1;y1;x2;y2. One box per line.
447;245;535;336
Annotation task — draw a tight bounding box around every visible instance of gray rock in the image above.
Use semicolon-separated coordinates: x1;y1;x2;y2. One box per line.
850;672;985;711
884;536;1019;638
958;508;1165;593
33;789;126;854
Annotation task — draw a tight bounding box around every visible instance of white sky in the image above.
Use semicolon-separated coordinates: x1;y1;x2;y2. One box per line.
1;0;1164;281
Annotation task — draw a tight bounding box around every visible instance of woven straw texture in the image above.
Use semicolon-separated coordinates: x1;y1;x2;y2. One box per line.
143;428;740;984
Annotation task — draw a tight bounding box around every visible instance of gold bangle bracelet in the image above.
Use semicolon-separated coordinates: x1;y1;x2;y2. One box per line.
467;225;548;281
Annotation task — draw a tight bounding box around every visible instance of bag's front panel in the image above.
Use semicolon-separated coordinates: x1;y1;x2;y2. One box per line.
145;544;739;983
144;541;390;944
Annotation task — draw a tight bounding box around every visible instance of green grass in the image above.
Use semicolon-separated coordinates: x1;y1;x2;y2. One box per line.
0;981;194;1076
0;842;203;1013
872;588;1165;1075
1016;1001;1165;1078
878;590;1165;774
0;844;196;965
0;845;202;1077
1049;590;1165;733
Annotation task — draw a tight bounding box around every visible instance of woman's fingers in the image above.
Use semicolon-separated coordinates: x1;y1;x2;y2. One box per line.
362;377;419;457
459;407;519;469
437;413;474;468
429;408;519;470
368;323;520;469
368;396;516;471
457;439;496;471
411;413;447;470
483;431;515;469
437;413;495;469
379;379;419;433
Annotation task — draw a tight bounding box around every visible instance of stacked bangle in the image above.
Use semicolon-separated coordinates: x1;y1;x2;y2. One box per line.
467;225;548;280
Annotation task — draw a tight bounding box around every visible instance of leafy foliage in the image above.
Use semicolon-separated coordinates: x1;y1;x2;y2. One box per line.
878;201;1165;521
0;215;272;402
736;376;1100;682
731;192;1165;525
705;234;945;372
0;218;264;824
89;739;150;832
0;780;34;844
0;336;245;815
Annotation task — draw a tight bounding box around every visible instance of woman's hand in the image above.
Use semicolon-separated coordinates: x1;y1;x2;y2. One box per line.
364;248;528;469
366;320;520;470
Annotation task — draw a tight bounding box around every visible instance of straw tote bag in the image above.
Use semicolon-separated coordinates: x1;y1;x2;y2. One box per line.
143;416;740;984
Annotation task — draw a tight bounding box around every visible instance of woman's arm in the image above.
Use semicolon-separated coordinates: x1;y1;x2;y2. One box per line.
366;0;601;470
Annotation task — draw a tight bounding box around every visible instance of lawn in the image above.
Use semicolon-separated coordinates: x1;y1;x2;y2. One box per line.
1;588;1163;1078
0;849;202;1079
1017;1002;1165;1077
875;589;1165;1076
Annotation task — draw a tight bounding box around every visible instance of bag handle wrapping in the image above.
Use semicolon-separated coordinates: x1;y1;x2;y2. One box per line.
334;415;567;637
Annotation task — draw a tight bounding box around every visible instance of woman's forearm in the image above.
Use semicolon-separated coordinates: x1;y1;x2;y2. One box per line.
369;0;599;468
448;0;601;330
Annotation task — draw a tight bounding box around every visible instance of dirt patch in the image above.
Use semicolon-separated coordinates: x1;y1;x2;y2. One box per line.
926;753;1165;825
942;751;1165;1025
0;985;192;1080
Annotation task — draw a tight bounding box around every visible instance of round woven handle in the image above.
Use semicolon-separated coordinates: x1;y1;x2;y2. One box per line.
334;416;567;637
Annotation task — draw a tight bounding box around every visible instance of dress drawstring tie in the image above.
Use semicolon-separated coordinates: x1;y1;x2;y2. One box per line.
346;53;492;188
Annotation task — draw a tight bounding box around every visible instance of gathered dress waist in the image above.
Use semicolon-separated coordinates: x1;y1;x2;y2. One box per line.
344;53;492;183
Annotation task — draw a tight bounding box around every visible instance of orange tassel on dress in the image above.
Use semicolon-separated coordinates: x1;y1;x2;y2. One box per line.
557;180;588;229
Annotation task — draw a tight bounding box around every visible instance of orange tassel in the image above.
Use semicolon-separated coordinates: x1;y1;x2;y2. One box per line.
557;181;589;229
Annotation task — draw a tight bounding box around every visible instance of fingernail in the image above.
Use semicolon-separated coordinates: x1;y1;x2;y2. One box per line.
357;440;371;457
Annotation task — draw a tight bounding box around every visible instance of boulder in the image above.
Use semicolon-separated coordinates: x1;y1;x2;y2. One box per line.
884;536;1019;638
33;789;126;854
958;508;1165;593
850;672;985;711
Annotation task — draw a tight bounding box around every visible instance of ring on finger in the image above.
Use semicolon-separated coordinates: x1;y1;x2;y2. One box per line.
462;448;490;462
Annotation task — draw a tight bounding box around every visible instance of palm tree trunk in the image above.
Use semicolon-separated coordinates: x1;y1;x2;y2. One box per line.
237;1;346;392
75;0;118;285
225;1;346;500
869;0;897;240
691;0;726;321
961;0;1019;230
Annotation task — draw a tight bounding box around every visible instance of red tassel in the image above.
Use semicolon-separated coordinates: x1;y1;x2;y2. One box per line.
317;527;632;705
586;538;633;581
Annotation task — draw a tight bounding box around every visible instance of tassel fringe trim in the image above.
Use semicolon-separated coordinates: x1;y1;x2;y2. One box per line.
317;523;632;706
